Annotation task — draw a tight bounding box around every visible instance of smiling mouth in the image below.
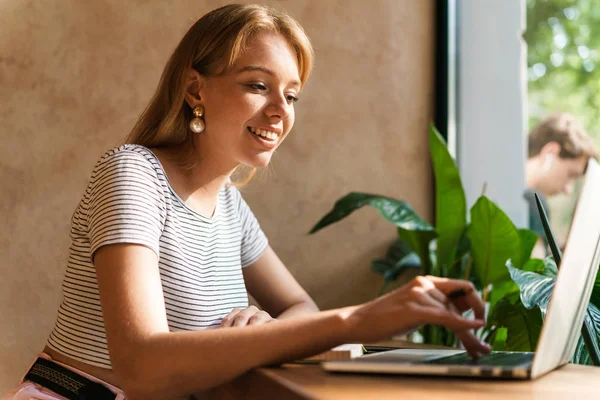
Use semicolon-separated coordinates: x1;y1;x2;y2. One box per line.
248;126;280;142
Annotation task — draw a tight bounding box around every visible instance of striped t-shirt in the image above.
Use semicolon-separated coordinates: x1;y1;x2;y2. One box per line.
46;144;269;369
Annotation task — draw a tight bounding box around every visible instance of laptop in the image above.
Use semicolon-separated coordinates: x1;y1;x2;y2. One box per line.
323;158;600;380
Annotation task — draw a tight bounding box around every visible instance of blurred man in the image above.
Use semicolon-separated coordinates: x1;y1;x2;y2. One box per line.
525;112;597;252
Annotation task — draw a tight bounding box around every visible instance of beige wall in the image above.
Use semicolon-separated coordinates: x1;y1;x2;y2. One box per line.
0;0;434;391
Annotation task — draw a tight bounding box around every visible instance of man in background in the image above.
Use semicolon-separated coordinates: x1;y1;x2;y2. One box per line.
525;112;598;252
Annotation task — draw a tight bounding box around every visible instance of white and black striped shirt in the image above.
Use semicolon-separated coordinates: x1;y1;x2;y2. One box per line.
46;144;268;368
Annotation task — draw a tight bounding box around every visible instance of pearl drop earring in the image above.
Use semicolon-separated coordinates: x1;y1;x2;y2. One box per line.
189;105;205;133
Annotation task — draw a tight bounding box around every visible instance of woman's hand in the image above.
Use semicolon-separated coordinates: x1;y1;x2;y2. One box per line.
347;275;491;358
219;305;276;328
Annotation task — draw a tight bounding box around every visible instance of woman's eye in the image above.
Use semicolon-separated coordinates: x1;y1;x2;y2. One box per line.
249;83;267;91
246;83;298;104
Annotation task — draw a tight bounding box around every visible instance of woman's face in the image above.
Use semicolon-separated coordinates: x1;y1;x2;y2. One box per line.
198;32;301;169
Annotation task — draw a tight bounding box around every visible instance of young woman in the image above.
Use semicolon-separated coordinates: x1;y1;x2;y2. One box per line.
3;4;490;400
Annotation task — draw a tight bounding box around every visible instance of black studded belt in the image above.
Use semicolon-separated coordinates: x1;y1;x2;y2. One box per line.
24;357;116;400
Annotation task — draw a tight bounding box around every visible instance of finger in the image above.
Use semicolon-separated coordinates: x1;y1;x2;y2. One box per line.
220;308;243;328
453;329;492;358
450;311;491;356
426;276;475;295
408;286;446;315
420;306;486;332
414;297;490;358
247;311;273;326
424;287;463;316
426;277;485;321
416;287;461;317
458;290;486;322
424;287;448;306
232;306;260;327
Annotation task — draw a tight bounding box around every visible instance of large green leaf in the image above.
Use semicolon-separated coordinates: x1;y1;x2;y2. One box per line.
507;258;556;315
517;228;539;267
535;256;559;277
487;295;543;352
429;125;467;274
588;270;600;310
447;229;471;277
492;327;508;351
371;240;422;282
467;196;522;287
488;259;545;313
522;258;547;274
372;239;426;297
309;193;438;273
573;303;600;365
489;280;519;312
309;192;434;234
371;253;421;282
385;239;415;262
507;257;600;365
397;227;437;275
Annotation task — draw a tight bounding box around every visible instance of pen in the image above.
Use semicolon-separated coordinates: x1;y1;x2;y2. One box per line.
448;288;468;299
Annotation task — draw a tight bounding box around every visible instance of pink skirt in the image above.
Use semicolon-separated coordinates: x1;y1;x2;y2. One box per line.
2;353;125;400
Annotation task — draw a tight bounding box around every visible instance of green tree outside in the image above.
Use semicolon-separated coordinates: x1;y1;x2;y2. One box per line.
526;0;600;238
526;0;600;133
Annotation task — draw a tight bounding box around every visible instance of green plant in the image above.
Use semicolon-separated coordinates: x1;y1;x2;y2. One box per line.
309;125;544;351
310;125;600;364
505;257;600;365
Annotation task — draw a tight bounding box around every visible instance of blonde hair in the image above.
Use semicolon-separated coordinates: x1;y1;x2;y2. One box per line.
125;4;314;184
528;112;598;159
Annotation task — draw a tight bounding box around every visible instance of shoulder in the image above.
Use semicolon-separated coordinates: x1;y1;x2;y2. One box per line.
523;189;549;209
94;144;158;168
87;144;169;202
523;188;535;202
91;144;163;179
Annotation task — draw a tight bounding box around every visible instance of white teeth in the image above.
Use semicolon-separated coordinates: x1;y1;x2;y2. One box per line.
250;127;278;140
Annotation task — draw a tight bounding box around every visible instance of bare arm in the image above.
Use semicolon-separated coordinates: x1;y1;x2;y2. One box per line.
96;244;489;400
242;245;319;319
96;243;345;399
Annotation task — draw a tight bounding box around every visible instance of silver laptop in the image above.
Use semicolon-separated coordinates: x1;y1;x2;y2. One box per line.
323;158;600;380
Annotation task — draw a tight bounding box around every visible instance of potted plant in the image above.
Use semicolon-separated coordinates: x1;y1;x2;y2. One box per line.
309;125;600;364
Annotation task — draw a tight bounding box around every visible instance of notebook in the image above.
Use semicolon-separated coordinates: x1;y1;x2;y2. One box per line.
322;158;600;380
300;344;365;363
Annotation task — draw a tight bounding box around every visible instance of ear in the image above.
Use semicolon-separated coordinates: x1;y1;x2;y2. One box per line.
540;141;561;157
184;69;206;108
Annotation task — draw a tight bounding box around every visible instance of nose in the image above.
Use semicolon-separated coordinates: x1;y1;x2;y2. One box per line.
264;92;290;121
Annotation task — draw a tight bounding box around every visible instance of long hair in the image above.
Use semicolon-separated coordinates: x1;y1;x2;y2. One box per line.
125;4;314;184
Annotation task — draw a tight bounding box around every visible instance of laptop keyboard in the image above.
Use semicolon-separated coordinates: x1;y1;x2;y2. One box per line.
425;351;534;366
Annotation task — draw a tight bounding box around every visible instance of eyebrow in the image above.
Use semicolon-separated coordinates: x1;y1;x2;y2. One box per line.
238;65;301;87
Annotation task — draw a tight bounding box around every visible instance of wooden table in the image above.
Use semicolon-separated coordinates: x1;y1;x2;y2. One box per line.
200;340;600;399
213;363;600;399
